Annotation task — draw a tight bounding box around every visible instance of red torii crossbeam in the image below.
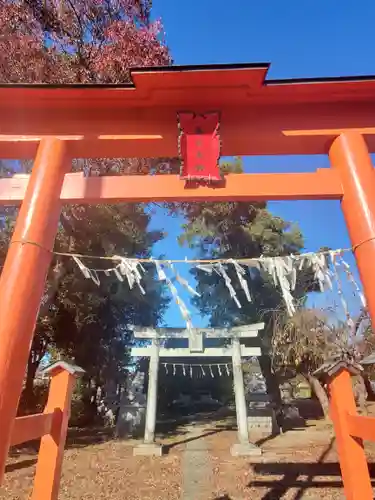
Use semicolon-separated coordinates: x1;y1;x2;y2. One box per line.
0;169;343;204
1;63;375;499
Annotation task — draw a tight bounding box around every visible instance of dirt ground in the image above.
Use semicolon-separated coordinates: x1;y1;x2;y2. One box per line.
1;415;375;500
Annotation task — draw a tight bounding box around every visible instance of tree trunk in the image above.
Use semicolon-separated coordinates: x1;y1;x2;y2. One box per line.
258;355;283;408
304;373;330;419
363;374;375;401
353;375;368;412
20;357;39;414
258;354;285;431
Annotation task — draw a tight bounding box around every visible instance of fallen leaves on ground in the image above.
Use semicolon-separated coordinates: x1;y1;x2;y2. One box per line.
2;417;375;499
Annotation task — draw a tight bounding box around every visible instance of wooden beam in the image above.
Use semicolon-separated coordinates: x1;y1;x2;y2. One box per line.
10;413;54;446
131;346;261;357
133;324;264;339
0;135;167;160
346;413;375;441
0;171;343;206
1;97;375;157
283;127;375;137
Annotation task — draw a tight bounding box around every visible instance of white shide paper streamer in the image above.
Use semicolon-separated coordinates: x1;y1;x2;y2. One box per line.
71;250;362;329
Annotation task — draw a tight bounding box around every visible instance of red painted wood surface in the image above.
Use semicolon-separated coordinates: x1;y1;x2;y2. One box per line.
32;370;75;500
328;369;373;500
5;367;77;499
10;414;54;446
346;413;375;441
1;105;375;158
0;170;343;205
0;138;69;482
329;132;375;328
1;65;375;157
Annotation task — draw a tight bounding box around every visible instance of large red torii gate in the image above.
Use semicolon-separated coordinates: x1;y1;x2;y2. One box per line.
1;62;375;498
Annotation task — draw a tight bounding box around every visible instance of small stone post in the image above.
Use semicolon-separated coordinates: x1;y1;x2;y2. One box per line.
231;337;261;456
134;338;162;456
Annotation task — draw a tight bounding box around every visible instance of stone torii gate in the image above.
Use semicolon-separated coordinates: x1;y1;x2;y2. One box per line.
131;324;264;457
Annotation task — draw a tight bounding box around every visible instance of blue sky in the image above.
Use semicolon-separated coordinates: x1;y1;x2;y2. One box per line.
148;1;372;327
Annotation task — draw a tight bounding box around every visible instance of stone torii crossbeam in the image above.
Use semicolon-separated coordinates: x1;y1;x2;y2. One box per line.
131;323;264;457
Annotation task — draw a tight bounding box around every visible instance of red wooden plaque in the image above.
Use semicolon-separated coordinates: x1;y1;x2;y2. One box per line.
178;112;222;182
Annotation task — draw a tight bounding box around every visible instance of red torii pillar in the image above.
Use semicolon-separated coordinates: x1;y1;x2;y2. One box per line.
0;138;69;480
329;131;375;324
327;131;375;499
328;365;373;500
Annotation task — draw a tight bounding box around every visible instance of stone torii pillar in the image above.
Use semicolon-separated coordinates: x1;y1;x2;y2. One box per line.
133;337;162;457
231;337;261;456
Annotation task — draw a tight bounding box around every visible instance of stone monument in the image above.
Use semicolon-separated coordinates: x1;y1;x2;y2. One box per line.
245;359;280;436
115;371;146;438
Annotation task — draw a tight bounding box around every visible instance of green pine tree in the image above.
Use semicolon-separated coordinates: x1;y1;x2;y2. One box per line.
179;157;306;406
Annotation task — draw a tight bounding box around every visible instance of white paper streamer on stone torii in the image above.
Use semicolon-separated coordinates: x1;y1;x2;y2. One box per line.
162;362;232;377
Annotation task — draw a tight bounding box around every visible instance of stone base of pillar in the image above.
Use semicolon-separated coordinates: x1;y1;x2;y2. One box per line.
133;443;163;457
230;442;262;457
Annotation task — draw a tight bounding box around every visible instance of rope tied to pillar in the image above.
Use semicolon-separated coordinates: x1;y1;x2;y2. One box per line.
6;239;365;332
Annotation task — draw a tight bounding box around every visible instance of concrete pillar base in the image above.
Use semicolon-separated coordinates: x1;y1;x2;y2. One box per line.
133;443;163;457
230;442;262;457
